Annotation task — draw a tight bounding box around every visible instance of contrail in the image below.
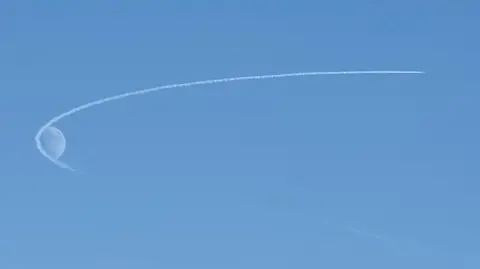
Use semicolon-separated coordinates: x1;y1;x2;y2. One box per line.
55;159;75;172
34;70;424;171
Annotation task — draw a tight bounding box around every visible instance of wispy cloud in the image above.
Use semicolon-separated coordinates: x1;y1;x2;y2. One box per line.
322;217;388;242
321;216;438;256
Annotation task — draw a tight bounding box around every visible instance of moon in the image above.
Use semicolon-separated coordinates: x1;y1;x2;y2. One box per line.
40;126;66;160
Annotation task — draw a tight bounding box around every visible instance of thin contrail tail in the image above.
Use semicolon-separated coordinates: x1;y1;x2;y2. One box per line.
52;158;75;171
34;70;424;171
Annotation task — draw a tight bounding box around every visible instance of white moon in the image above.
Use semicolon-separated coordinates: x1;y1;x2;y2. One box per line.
40;126;66;160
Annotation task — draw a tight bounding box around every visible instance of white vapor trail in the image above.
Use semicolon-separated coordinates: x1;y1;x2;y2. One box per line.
35;70;424;171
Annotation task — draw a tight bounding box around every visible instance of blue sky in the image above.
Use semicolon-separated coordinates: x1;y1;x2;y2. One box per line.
1;0;479;268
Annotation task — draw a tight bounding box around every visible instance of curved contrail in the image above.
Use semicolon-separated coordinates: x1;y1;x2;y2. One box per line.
35;70;424;171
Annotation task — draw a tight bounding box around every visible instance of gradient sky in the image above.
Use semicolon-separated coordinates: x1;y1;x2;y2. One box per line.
1;0;479;268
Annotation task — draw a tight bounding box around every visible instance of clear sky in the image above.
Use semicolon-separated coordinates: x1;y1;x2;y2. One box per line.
1;0;479;268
